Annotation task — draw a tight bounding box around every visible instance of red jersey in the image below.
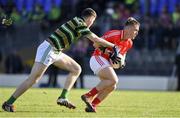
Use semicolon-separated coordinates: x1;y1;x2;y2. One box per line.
92;30;133;60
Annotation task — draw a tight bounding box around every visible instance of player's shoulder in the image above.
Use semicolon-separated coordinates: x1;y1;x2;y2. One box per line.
102;30;122;39
104;30;121;34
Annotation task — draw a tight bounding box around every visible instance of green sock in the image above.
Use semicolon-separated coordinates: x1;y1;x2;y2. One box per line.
59;89;68;99
6;96;16;104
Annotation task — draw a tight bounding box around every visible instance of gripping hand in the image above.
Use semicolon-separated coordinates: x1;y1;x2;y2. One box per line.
109;45;121;63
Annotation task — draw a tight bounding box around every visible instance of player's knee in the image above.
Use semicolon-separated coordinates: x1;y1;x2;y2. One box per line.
111;78;118;86
112;84;117;90
77;65;82;75
72;64;82;76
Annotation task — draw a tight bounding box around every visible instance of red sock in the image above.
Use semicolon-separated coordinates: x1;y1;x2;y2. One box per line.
92;97;101;107
85;87;99;98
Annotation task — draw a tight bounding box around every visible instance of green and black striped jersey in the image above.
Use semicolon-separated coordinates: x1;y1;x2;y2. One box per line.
48;17;93;51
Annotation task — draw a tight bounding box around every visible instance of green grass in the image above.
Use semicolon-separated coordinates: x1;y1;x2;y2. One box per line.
1;88;180;117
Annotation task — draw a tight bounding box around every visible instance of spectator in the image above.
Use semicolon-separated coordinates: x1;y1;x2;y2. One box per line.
10;7;21;25
5;50;23;73
47;3;61;24
172;5;180;24
30;4;45;22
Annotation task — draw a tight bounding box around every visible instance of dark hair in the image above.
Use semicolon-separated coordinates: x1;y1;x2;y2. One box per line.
81;8;97;19
125;17;140;26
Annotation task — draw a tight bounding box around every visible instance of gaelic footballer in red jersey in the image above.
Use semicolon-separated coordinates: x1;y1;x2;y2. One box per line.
93;30;133;69
81;17;140;112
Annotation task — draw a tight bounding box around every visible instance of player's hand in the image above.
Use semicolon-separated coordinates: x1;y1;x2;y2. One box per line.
110;53;126;69
109;45;120;63
2;17;12;26
109;53;121;64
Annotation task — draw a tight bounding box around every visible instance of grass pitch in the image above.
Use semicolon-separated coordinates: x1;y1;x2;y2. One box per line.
1;88;180;117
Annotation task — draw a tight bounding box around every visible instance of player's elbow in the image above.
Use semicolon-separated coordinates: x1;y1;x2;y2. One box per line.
107;78;118;88
71;64;82;76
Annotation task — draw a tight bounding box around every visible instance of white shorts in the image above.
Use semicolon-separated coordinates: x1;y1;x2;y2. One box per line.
90;56;111;75
35;40;64;66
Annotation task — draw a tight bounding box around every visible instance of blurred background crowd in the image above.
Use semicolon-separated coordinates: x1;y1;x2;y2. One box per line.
0;0;180;78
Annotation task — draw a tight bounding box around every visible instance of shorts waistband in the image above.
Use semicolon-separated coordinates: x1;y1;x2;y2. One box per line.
45;38;62;52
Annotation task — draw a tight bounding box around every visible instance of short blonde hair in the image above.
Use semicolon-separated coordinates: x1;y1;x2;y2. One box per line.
125;17;140;26
81;8;97;18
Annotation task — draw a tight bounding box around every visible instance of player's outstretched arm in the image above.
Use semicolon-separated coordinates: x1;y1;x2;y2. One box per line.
86;33;115;48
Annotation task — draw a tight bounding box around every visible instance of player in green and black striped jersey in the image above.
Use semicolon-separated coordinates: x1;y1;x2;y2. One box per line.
48;16;93;50
47;8;118;53
2;8;120;112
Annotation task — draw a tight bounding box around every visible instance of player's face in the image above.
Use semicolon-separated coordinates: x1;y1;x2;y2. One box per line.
129;24;139;40
86;16;96;28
